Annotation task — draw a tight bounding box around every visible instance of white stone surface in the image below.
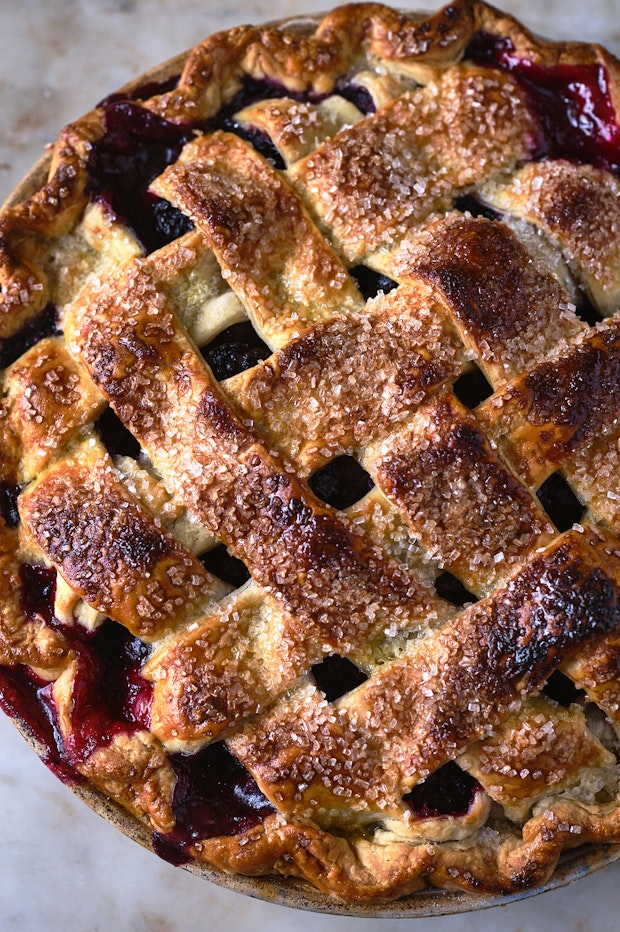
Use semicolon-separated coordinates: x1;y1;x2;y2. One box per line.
2;1;620;929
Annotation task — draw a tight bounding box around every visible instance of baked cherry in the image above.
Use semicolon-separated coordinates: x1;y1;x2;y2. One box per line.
201;322;271;381
404;762;481;818
87;101;196;252
467;32;620;175
309;456;374;510
153;742;274;863
0;303;60;369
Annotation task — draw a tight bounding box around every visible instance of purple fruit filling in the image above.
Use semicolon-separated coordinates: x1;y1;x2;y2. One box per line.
95;406;142;459
40;620;154;764
536;471;585;533
467;31;620;175
87;101;195;252
311;655;369;702
434;572;478;607
201;322;271;381
404;761;481;819
335;79;376;115
11;569;154;767
0;482;20;528
97;74;181;110
0;303;60;369
350;265;399;301
0;665;81;784
199;543;251;588
310;455;374;510
19;564;57;626
216;117;285;169
153;742;274;863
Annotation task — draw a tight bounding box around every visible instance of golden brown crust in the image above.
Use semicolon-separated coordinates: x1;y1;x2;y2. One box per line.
19;439;225;640
225;283;466;474
4;337;105;482
376;212;587;386
151;131;363;346
362;392;555;595
483;161;620;313
288;64;534;262
477;320;620;487
3;0;620;908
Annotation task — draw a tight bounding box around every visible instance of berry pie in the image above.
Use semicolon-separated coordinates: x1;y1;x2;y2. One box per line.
3;0;620;909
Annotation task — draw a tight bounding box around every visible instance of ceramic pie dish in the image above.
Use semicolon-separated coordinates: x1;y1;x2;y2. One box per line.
3;0;620;916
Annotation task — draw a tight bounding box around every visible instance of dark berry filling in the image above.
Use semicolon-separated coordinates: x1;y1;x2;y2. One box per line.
199;543;251;588
41;619;154;763
574;294;604;326
452;193;501;221
87;101;196;252
309;456;374;510
19;564;57;626
542;670;585;707
350;265;399;301
404;761;481;819
153;742;274;863
211;75;335;168
452;366;493;409
97;74;181;110
217;75;325;120
0;665;81;784
95;406;141;459
434;572;478;607
0;303;60;369
216;117;285;169
311;655;369;702
467;32;620;176
0;482;21;528
536;472;585;533
334;79;376;115
201;322;271;381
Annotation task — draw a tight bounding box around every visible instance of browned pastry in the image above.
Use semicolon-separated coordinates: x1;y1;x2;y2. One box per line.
3;0;620;908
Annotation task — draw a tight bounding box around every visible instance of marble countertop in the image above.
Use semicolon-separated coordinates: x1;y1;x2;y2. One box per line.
2;1;620;929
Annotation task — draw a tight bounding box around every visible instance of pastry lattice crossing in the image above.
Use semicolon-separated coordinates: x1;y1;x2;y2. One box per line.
3;0;620;904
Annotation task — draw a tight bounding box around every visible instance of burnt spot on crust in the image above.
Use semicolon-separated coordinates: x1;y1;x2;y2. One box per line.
404;214;584;383
525;326;620;437
370;395;553;592
485;535;620;688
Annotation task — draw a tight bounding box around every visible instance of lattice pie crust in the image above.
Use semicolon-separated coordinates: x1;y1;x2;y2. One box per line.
3;0;620;905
